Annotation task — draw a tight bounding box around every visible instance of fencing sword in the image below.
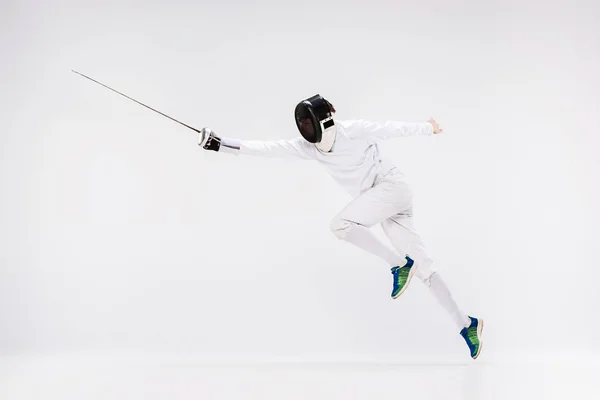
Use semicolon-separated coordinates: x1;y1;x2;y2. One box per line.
71;70;201;133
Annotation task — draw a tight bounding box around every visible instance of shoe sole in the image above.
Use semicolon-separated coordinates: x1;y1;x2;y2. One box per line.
391;265;416;299
472;319;484;360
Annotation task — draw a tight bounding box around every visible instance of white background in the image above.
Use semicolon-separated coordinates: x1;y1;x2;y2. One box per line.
2;0;599;398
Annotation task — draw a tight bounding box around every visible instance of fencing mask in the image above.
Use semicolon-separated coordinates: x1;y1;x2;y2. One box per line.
294;94;337;152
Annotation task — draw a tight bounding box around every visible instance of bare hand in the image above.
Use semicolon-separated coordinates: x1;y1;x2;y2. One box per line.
428;118;443;134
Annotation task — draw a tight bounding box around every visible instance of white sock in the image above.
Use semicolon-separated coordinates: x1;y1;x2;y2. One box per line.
428;273;470;330
341;224;406;267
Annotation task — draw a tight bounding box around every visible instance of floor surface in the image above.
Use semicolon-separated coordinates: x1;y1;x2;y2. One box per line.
1;354;598;399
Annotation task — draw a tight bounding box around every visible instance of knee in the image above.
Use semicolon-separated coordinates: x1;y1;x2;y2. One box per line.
414;258;437;287
421;271;436;288
330;216;354;239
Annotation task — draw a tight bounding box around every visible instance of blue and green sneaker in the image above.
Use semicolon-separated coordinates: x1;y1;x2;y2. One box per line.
460;316;484;359
390;256;415;299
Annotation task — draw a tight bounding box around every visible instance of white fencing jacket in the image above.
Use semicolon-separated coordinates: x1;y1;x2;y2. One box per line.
221;120;433;198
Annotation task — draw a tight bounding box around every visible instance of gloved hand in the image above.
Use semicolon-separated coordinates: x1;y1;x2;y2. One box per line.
198;127;221;151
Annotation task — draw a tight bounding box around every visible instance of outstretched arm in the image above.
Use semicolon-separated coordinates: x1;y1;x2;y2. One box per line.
341;118;443;140
199;128;314;160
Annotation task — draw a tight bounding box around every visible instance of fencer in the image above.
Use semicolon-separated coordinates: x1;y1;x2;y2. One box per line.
198;94;484;359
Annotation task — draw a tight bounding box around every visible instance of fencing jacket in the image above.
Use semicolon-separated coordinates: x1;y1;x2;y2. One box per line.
220;120;433;198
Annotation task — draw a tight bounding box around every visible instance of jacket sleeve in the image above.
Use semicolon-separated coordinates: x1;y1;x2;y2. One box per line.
340;119;434;140
220;136;314;160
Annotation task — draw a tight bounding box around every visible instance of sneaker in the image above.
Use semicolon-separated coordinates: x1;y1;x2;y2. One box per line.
390;256;415;299
460;316;484;359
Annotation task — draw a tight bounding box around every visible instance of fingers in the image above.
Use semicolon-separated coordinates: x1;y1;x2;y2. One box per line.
428;117;443;134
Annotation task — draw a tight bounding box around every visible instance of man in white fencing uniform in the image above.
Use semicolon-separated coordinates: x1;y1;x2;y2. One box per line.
199;94;484;359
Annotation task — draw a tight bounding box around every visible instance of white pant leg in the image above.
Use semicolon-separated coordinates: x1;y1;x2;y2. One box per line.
361;168;437;283
381;215;437;284
429;273;471;330
375;173;469;329
330;173;411;267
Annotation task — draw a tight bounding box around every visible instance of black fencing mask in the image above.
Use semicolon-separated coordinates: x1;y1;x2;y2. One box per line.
294;94;336;151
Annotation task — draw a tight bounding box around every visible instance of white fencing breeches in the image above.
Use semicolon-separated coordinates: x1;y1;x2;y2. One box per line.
330;167;470;329
330;168;436;284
